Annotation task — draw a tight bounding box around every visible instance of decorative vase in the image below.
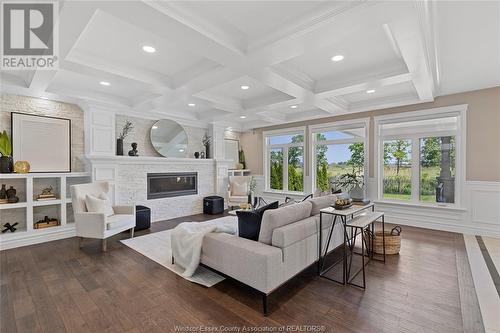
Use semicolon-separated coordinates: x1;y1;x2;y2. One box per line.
349;185;364;201
194;152;200;159
0;156;13;173
6;186;18;203
14;161;30;173
116;138;124;156
247;194;252;204
0;184;6;200
205;143;210;159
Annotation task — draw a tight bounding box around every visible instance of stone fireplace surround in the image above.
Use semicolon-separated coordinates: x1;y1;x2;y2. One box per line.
86;155;231;222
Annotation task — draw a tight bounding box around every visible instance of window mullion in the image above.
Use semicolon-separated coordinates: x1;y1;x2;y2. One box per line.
411;138;420;202
283;147;289;192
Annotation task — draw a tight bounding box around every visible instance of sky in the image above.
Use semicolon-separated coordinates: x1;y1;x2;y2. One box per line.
269;134;359;163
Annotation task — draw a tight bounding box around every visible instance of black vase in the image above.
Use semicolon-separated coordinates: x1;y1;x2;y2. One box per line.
116;138;124;156
205;143;210;159
0;156;13;173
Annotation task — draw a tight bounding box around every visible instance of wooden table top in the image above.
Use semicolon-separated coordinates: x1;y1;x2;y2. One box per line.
320;202;374;216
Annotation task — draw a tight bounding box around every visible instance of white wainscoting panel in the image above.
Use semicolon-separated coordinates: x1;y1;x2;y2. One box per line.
465;181;500;227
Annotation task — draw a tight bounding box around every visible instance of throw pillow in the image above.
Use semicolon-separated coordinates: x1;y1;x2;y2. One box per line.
98;193;115;216
232;180;248;196
85;194;105;213
237;201;279;241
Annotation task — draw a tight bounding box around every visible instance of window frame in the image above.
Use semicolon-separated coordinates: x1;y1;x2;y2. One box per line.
374;104;467;208
309;119;370;194
263;126;306;194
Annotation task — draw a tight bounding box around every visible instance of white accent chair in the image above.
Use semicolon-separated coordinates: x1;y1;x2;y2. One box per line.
71;182;135;251
227;176;251;208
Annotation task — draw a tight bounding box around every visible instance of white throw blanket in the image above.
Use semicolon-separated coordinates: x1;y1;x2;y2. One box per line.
171;216;238;277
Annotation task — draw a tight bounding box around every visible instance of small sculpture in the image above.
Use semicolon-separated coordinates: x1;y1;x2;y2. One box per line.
37;186;56;201
2;222;18;233
128;142;139;156
200;152;205;159
6;186;18;203
14;161;30;173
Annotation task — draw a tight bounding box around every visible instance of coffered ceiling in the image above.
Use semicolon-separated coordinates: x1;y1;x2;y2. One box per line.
1;0;499;130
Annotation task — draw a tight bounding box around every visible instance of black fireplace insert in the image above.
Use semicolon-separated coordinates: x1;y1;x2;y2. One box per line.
147;172;198;199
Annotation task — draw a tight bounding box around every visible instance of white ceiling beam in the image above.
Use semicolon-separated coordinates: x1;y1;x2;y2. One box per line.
384;22;435;102
193;92;244;114
47;86;131;107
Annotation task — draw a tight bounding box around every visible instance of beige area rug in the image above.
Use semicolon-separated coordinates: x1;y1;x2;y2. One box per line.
121;229;225;287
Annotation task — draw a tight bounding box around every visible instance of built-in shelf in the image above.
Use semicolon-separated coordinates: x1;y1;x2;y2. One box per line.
33;199;62;207
0;172;91;250
0;202;28;210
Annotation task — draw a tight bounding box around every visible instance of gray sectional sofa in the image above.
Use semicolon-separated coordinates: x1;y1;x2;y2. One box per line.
200;194;341;315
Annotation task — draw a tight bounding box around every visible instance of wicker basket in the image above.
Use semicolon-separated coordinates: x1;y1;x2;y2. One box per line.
373;226;401;255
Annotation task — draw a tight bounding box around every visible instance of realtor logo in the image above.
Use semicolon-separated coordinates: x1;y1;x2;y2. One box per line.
1;1;58;69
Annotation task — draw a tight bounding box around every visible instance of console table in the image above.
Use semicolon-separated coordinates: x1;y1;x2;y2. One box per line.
318;203;378;285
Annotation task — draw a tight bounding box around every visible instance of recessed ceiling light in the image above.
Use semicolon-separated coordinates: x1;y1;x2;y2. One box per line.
331;55;344;62
366;89;376;94
99;81;110;86
142;45;156;53
240;115;247;119
152;125;158;129
240;85;250;90
188;103;196;107
40;96;49;100
290;105;298;109
179;149;185;152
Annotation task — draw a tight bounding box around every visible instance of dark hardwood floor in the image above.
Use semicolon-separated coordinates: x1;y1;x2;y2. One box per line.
0;212;483;333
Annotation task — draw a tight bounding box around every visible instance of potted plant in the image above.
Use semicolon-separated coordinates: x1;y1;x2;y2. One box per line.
117;120;133;156
333;173;364;200
0;130;13;173
247;176;257;204
238;148;246;169
202;134;211;159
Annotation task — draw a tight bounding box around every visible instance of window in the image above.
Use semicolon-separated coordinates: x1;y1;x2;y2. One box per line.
264;128;305;193
383;139;412;200
311;121;368;193
376;106;465;206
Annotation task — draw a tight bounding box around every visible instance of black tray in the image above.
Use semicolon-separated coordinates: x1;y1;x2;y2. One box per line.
333;203;353;210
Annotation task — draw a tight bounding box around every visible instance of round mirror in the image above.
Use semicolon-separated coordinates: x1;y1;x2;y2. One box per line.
150;119;188;158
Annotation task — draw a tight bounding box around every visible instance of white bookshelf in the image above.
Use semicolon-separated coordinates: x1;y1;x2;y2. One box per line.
0;172;91;250
228;169;251;177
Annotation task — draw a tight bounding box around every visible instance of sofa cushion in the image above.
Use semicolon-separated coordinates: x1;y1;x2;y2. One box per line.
237;201;279;241
258;201;312;245
272;215;335;248
308;194;337;216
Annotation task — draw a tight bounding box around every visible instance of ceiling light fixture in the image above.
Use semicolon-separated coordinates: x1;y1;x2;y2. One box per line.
240;115;247;119
366;89;376;94
99;81;110;86
152;125;158;129
331;55;344;62
290;105;298;109
142;45;156;53
188;103;196;107
240;85;250;90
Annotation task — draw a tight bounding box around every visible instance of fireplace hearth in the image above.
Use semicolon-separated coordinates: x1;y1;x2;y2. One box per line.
147;172;198;199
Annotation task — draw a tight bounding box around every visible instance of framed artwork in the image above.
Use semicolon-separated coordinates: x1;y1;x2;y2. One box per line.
224;139;239;168
11;113;71;172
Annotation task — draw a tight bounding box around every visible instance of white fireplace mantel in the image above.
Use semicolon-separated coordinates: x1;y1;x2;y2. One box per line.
85;154;227;165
